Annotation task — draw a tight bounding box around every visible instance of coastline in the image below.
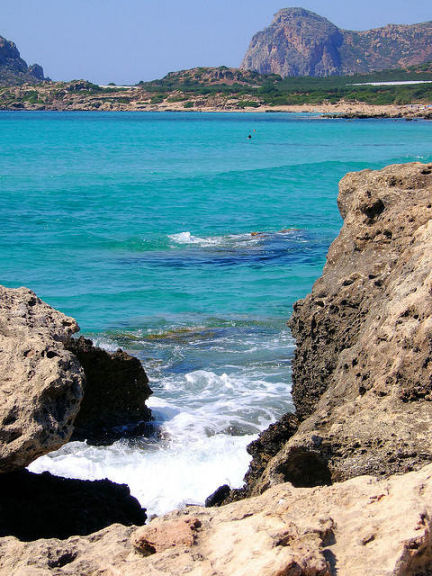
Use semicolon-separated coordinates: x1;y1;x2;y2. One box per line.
1;162;432;574
0;83;431;118
2;102;431;119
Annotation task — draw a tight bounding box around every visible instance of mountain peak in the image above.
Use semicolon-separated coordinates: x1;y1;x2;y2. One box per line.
0;34;46;85
241;9;432;77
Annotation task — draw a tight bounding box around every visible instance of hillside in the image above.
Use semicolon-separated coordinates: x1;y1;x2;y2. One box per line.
242;7;432;77
0;34;45;85
139;66;281;90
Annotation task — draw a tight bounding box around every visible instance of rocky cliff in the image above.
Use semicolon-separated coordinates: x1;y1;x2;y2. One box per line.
0;285;152;542
0;34;45;85
241;8;432;77
220;162;432;505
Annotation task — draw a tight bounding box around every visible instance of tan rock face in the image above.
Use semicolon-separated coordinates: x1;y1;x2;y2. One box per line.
1;464;432;575
256;163;432;491
0;286;84;472
132;517;201;556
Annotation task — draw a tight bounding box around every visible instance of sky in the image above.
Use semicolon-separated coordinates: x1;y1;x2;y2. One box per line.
2;0;431;85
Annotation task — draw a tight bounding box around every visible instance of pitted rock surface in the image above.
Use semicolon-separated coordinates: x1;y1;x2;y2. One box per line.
0;286;83;472
1;464;432;575
255;163;432;491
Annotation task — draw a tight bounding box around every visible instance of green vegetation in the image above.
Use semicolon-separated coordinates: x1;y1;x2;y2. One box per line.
133;64;432;107
21;91;42;105
237;100;261;109
150;94;165;104
0;63;430;111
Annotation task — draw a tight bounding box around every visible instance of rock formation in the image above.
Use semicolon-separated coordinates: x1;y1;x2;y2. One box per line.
0;34;45;85
1;463;432;575
242;8;432;77
222;162;432;501
0;469;145;540
2;164;432;574
0;285;151;540
0;286;153;465
0;286;84;473
68;336;152;444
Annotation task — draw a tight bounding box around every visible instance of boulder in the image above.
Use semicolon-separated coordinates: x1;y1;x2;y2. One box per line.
67;336;152;444
0;286;153;471
0;286;84;473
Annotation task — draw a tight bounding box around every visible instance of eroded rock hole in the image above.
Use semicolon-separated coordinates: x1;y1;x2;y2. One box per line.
275;448;332;488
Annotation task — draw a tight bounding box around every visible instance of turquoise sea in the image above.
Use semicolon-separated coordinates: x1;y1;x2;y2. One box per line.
1;111;431;513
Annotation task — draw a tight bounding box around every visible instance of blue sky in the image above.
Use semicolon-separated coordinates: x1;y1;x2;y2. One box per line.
2;0;431;84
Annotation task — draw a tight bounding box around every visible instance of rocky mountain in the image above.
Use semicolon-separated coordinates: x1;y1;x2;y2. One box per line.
241;7;432;77
0;34;45;84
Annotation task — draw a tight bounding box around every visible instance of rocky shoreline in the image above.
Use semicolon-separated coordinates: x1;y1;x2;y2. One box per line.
0;82;431;118
1;162;432;574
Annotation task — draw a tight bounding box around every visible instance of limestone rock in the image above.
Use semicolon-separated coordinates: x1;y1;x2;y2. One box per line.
0;286;84;472
132;517;201;556
2;464;432;575
0;286;153;469
242;8;432;77
246;162;432;494
68;336;152;444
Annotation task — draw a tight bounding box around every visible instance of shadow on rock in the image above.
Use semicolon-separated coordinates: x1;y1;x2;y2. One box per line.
67;336;153;445
0;469;146;541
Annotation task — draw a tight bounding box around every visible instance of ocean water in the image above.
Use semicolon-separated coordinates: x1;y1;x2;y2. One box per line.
1;111;431;515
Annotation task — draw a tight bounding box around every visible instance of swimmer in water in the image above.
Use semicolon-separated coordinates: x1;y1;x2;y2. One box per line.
248;134;252;139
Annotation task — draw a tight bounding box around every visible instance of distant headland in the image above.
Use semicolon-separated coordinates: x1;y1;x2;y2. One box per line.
0;8;432;117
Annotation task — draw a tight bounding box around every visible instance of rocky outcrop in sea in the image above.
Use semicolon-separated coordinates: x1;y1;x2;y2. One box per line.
0;286;152;540
1;162;432;574
241;8;432;77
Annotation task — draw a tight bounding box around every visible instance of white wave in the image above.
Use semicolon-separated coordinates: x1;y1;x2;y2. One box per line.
29;366;292;516
29;432;253;517
168;231;206;245
168;231;262;248
29;325;294;517
88;335;119;352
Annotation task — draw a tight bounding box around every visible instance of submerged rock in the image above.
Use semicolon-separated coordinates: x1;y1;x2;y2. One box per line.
237;162;432;496
68;336;152;444
0;286;84;473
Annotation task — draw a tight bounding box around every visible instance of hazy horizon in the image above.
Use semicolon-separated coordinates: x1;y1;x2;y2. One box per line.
2;0;431;85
